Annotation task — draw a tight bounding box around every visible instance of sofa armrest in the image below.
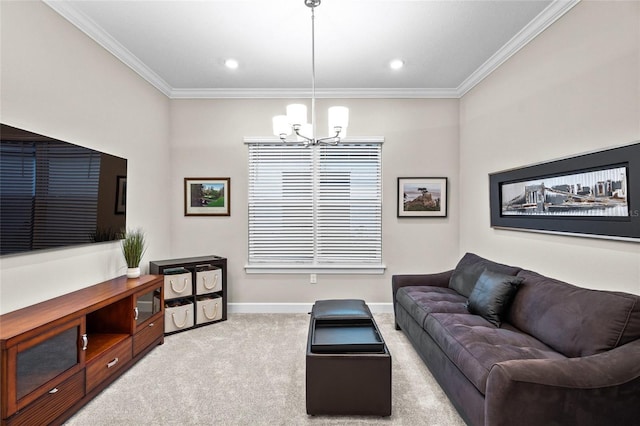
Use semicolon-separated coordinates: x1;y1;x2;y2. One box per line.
392;270;453;294
391;270;453;329
485;339;640;426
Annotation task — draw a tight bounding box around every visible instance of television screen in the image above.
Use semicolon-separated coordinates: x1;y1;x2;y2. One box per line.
0;124;127;256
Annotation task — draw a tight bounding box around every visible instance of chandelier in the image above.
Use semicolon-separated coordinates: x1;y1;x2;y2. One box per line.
272;0;349;146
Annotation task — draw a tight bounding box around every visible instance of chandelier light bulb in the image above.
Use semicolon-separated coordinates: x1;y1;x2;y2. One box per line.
328;106;349;132
272;115;291;137
286;104;308;127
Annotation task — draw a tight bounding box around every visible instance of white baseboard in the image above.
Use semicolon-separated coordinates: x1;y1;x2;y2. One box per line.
228;302;393;314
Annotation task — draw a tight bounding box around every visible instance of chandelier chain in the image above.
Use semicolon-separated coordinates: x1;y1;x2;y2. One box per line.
311;2;316;143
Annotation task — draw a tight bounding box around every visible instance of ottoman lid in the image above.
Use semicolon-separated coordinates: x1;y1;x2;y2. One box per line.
312;299;372;320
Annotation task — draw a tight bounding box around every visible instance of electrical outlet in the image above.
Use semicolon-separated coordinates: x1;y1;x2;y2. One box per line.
310;273;317;284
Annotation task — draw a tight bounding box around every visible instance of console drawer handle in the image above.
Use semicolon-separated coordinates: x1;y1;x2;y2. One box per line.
107;357;119;368
82;334;88;351
134;306;139;321
49;388;59;394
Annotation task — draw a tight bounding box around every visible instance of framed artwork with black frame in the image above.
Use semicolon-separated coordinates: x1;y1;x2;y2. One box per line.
489;142;639;241
184;177;230;216
398;177;448;218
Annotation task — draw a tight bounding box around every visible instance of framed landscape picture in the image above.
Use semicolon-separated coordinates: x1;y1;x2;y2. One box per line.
398;177;448;217
184;177;230;216
489;142;640;241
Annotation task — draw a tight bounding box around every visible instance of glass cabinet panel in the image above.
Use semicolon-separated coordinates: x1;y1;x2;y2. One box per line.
16;325;79;400
135;287;162;326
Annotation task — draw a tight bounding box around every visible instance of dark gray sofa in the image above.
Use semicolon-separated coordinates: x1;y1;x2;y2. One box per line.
392;253;640;426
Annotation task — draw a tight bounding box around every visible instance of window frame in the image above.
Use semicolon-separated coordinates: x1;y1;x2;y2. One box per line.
244;137;385;274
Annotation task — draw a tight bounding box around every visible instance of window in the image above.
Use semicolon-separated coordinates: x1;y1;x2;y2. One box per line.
246;139;383;273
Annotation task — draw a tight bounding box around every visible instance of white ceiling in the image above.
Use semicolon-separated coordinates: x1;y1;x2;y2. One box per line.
44;0;579;99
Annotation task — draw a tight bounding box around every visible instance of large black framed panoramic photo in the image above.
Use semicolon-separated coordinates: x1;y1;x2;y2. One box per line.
489;142;640;241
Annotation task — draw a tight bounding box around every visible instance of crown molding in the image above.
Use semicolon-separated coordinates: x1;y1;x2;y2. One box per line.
43;0;173;97
45;0;579;100
169;87;460;99
456;0;580;97
170;88;310;99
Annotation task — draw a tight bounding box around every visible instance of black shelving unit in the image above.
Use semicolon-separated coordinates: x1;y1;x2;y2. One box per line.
150;255;227;335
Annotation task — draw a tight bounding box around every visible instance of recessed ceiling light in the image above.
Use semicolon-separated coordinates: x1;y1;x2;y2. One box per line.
389;59;404;70
224;59;239;69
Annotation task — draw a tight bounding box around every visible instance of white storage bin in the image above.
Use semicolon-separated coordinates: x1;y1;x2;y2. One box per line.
165;301;194;333
196;296;223;325
195;268;222;295
164;272;192;299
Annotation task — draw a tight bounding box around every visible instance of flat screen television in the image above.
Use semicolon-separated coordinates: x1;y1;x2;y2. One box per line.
0;124;127;256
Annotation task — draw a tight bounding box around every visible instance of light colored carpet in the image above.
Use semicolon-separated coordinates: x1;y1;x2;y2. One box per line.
65;313;464;425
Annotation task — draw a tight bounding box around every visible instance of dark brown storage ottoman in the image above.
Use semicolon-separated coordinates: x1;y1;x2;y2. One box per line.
305;299;392;416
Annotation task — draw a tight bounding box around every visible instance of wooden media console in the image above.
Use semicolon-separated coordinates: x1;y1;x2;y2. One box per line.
0;275;165;425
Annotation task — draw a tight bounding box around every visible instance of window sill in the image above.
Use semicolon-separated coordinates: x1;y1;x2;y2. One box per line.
244;264;386;275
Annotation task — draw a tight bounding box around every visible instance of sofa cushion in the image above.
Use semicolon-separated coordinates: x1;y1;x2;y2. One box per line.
425;313;565;394
396;286;469;328
508;270;640;357
467;269;523;327
449;253;522;298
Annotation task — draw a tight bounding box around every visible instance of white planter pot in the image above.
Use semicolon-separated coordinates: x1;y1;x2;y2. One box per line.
127;267;141;278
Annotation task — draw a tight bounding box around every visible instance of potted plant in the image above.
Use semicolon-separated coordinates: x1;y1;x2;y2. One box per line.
121;228;147;278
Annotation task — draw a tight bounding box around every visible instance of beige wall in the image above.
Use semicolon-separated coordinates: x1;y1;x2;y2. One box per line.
0;2;460;313
0;1;172;313
169;98;461;305
459;0;640;294
2;0;638;314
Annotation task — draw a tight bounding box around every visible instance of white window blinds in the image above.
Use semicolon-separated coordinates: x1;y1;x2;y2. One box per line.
248;140;382;268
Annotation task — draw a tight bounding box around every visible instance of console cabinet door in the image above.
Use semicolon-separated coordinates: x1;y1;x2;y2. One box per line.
3;318;85;418
133;284;164;357
134;285;162;327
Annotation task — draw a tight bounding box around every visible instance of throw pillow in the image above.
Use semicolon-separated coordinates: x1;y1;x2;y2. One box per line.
467;269;523;327
449;253;522;298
